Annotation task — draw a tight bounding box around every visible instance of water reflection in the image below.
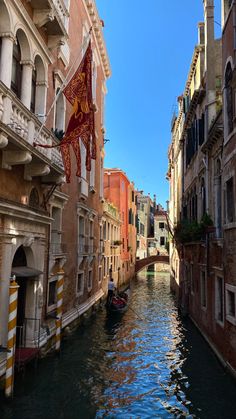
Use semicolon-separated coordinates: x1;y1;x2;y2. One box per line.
1;271;236;419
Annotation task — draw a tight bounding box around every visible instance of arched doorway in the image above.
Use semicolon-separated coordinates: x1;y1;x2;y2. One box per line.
11;245;42;351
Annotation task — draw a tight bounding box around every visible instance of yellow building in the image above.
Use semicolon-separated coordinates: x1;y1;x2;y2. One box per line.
102;200;121;293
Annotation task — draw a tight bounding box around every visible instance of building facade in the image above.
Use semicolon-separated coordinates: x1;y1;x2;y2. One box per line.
0;0;68;377
168;0;236;375
0;0;110;380
136;192;152;259
104;168;136;286
57;0;110;335
154;207;169;255
102;200;121;290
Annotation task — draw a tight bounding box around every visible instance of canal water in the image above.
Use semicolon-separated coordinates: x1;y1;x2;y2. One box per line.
1;271;236;419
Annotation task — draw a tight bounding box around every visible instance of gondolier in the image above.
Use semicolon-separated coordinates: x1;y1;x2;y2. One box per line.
107;271;116;306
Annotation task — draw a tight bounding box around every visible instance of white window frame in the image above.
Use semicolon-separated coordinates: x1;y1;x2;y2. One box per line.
224;172;235;226
226;283;236;325
47;278;58;312
215;275;224;326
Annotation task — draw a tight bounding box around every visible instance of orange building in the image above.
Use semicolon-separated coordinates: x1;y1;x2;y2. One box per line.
104;169;136;286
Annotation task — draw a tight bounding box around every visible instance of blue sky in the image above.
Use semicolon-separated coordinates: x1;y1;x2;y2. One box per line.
96;1;221;208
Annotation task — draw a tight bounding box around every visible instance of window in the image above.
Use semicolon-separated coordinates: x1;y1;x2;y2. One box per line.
79;215;85;253
214;159;222;237
103;258;106;277
90;157;95;191
200;270;207;309
29;187;40;208
88;270;92;290
48;280;57;308
31;68;36;113
98;266;102;283
159;222;164;229
103;222;107;240
55;87;65;134
215;276;224;324
107;257;109;275
100;157;104;200
11;39;22;98
201;178;206;217
226;284;236;325
108;222;110;241
129;209;132;224
225;62;233;135
77;272;84;295
226;177;235;223
160;237;165;246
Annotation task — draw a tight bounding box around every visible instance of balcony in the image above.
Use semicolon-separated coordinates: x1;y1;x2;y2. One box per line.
0;82;64;183
30;0;69;47
50;242;67;256
78;242;96;255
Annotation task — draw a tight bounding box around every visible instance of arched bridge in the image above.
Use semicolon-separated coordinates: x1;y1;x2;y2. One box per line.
135;255;169;274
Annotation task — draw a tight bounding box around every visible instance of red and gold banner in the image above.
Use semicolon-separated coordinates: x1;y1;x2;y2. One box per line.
34;41;96;183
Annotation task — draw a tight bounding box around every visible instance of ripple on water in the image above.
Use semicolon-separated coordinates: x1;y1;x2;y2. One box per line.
2;272;236;419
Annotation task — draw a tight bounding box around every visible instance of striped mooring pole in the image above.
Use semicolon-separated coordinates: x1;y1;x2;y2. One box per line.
55;270;64;352
5;276;19;398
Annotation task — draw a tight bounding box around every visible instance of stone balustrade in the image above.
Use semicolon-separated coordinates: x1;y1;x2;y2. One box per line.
0;81;64;174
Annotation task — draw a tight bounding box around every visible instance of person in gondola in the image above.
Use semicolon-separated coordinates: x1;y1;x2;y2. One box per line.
107;270;116;306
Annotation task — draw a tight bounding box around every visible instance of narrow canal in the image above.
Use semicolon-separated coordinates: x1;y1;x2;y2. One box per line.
1;271;236;419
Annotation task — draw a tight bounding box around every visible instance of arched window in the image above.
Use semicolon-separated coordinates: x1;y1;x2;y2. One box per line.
31;68;36;113
54;87;65;138
29;187;40;208
225;62;233;135
11;38;22;98
34;55;47;120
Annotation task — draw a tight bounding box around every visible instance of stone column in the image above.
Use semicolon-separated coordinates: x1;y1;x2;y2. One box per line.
20;61;34;110
35;81;47;121
0;33;15;88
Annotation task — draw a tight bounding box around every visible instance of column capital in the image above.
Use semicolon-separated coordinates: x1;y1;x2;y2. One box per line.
0;32;16;42
20;60;34;69
36;80;48;87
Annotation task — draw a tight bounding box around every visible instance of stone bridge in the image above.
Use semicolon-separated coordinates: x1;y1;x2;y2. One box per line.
135;255;169;274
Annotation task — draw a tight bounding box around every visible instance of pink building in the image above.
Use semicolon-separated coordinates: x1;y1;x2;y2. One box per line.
104;169;136;285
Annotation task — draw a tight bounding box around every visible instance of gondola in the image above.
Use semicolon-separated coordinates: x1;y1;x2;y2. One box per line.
107;290;129;313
